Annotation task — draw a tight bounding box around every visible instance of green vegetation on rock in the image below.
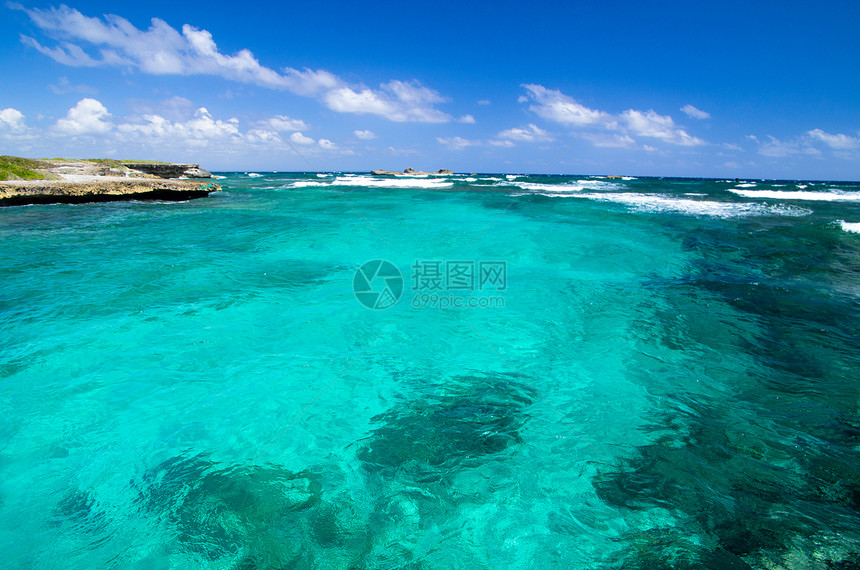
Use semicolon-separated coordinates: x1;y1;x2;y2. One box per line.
0;156;50;181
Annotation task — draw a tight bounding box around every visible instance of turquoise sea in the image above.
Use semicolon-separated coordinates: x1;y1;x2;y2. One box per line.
1;172;860;568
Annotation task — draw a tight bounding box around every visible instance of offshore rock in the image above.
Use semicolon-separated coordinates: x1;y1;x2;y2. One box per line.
371;168;453;176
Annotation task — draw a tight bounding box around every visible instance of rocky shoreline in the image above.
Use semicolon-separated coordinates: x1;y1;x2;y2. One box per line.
0;159;220;207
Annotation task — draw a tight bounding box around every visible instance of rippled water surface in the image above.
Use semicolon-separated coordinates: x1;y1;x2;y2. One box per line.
1;173;859;568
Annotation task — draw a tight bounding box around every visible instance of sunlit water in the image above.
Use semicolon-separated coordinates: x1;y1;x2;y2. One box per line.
1;173;859;568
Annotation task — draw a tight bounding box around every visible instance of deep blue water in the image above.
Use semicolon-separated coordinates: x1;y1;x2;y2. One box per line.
1;172;859;568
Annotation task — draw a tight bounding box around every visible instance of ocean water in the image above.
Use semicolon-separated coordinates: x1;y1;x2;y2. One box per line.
1;172;859;568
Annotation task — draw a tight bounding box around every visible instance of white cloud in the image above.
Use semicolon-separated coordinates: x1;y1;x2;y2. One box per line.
477;99;491;106
324;87;395;116
436;136;481;150
54;98;112;134
681;104;710;120
497;123;554;143
354;129;377;140
0;108;27;132
583;133;636;148
521;84;607;127
117;107;240;144
266;115;310;132
15;4;451;123
2;97;348;160
20;35;104;67
489;139;515;148
621;109;704;146
458;114;476;124
15;4;333;92
289;131;315;145
323;80;451;122
807;129;860;150
518;84;708;148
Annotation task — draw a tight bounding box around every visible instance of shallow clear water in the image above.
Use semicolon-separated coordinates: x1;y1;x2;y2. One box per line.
1;173;859;568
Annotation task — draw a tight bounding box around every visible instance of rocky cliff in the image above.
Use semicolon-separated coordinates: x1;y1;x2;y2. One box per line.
0;180;220;207
122;163;212;178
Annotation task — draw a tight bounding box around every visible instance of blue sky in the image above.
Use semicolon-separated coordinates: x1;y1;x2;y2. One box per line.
1;0;859;179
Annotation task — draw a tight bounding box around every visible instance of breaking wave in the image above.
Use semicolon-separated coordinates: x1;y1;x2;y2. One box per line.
729;188;860;202
838;220;860;233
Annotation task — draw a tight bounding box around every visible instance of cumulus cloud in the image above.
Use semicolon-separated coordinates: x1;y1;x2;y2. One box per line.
458;114;476;124
497;123;553;143
266;115;310;132
14;4;452;123
621;109;704;146
517;84;707;148
521;84;607;127
289;131;315;145
681;104;710;120
807;129;860;150
323;80;451;122
2;97;346;160
54;97;112;134
0;108;27;132
117;106;240;145
354;129;377;140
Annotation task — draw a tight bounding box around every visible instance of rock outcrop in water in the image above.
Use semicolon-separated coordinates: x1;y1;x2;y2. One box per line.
371;168;453;176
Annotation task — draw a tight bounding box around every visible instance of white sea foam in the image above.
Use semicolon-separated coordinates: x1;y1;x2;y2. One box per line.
502;179;624;193
511;182;583;193
729;189;860;202
481;177;502;181
211;175;226;179
316;173;329;178
464;177;477;182
838;220;860;233
331;175;454;189
288;181;329;188
735;183;757;188
247;173;263;178
526;191;811;218
505;174;522;180
621;176;637;181
797;184;808;189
